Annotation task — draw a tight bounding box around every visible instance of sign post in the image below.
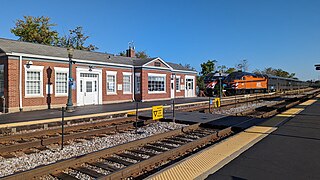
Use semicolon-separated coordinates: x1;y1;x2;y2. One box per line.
152;105;163;121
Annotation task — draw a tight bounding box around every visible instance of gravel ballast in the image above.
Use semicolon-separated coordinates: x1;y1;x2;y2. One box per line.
0;122;186;178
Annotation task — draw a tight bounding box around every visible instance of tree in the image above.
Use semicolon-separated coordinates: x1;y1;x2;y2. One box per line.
236;59;249;72
11;16;59;45
135;51;149;59
58;26;98;51
179;63;196;71
200;60;217;76
254;67;296;78
217;65;227;73
225;67;236;74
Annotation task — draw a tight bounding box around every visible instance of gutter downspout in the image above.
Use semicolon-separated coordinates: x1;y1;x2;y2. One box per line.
19;56;23;111
132;66;135;101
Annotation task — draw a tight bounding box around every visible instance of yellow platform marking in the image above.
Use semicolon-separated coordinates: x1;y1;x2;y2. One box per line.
149;98;318;180
149;126;276;180
299;99;317;106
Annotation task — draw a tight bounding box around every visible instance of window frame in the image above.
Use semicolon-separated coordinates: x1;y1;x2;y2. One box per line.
123;72;132;94
176;75;181;92
106;71;117;95
135;73;141;94
148;73;166;94
25;65;44;98
54;67;69;96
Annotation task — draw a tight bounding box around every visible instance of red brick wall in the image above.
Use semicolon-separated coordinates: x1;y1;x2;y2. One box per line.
140;69;171;101
4;56;196;111
102;67;133;102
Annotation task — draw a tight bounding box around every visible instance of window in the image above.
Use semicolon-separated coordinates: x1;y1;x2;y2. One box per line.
123;73;131;94
0;65;4;95
86;81;92;92
135;73;141;94
106;71;117;94
148;73;166;93
25;65;43;97
176;76;180;91
154;62;161;67
55;67;68;96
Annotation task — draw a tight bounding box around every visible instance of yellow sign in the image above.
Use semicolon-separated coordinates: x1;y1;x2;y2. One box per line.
214;98;221;107
152;105;163;120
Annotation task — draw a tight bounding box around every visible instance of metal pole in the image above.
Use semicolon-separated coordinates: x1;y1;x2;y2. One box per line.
208;97;211;113
61;107;65;150
2;96;5;113
135;101;138;133
235;90;237;108
66;48;74;112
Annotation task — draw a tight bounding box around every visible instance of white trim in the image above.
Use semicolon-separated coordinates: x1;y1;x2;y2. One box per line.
76;67;102;106
54;67;69;96
24;65;44;98
6;52;133;68
122;72;132;94
148;73;166;77
143;57;173;70
185;75;196;97
106;71;117;95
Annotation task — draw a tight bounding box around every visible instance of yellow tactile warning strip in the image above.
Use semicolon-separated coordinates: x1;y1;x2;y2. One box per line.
149;126;276;180
299;99;317;106
148;99;318;180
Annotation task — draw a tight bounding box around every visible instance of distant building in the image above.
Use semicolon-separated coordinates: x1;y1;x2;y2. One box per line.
0;38;197;112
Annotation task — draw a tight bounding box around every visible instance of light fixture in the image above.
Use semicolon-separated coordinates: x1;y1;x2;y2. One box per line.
67;47;74;58
26;61;33;68
89;66;94;71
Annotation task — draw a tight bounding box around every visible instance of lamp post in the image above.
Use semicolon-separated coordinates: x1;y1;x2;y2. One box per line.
66;47;74;112
172;73;176;123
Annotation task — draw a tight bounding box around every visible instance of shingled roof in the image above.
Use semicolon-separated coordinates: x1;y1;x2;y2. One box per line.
0;38;196;72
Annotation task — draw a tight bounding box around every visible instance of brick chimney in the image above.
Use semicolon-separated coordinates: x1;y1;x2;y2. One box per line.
126;47;135;57
126;42;135;57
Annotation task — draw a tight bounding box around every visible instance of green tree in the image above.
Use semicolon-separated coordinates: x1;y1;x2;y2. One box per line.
11;16;59;45
135;50;149;59
217;65;227;73
225;67;236;74
255;67;296;78
200;60;217;76
58;26;98;51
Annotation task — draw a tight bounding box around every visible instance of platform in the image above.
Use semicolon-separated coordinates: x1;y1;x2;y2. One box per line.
0;97;208;128
148;95;320;180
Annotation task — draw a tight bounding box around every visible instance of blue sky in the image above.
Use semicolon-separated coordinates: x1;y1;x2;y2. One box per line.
1;0;319;80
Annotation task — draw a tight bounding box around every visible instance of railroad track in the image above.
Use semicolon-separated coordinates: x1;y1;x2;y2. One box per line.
0;117;149;158
3;123;232;180
2;90;319;179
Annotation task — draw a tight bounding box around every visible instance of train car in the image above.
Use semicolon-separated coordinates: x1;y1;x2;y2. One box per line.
224;72;268;95
204;72;227;96
266;75;309;92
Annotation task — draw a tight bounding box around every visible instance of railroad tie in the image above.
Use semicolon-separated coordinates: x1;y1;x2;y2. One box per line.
73;166;105;178
52;172;79;180
104;156;134;166
89;162;120;172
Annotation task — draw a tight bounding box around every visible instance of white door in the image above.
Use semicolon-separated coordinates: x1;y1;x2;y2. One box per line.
78;73;99;105
186;78;194;97
171;78;175;98
83;79;98;105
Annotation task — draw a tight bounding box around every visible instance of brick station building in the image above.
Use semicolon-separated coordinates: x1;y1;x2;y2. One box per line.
0;38;197;112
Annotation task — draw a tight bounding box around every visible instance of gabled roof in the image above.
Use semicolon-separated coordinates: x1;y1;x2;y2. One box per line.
0;38;197;72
